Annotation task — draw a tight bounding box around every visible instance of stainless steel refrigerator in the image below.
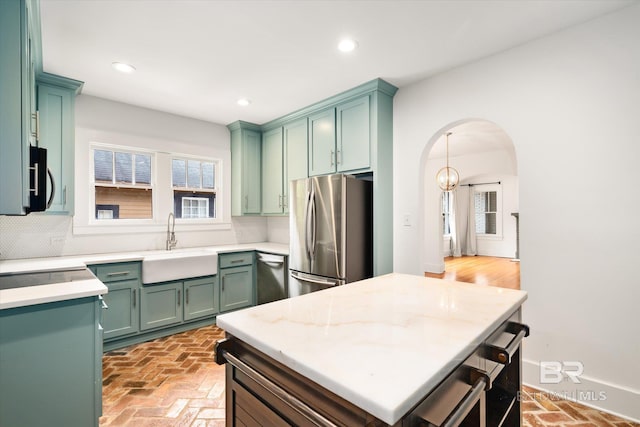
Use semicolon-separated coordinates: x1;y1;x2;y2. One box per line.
289;173;372;296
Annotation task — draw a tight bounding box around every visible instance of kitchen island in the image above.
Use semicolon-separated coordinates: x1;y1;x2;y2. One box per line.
215;273;528;426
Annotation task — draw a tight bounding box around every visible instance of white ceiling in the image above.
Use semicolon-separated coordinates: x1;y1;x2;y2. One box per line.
40;0;634;126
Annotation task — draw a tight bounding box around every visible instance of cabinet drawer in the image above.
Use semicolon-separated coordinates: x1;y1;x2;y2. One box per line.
93;262;141;283
219;252;254;268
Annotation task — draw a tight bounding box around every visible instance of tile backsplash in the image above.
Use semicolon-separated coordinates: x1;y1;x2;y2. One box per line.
0;215;73;259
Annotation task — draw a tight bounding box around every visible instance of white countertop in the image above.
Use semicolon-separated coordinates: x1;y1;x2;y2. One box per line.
0;242;289;274
0;278;108;310
0;242;288;310
216;273;527;425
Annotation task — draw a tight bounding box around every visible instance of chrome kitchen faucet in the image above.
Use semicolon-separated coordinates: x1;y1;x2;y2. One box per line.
166;212;178;250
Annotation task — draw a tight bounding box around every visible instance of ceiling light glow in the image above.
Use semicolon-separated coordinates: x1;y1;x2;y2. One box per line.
338;38;358;53
237;98;251;107
112;62;136;73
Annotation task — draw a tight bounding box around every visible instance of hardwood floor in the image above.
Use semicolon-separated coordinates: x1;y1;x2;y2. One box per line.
425;255;520;290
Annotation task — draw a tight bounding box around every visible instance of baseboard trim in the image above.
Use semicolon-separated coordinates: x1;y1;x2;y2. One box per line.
522;359;640;423
423;261;445;274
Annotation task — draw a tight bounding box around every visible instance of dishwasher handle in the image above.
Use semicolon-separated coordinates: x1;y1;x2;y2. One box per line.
257;253;285;266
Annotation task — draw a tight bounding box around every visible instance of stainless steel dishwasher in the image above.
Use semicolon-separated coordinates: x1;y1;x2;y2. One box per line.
256;252;288;304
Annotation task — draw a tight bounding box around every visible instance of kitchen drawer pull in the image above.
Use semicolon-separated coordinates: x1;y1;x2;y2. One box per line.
99;296;109;310
441;376;487;427
106;271;130;277
230;259;245;264
484;322;529;365
218;347;338;427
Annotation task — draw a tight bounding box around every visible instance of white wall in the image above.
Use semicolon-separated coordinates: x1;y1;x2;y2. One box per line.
394;5;640;421
0;96;268;260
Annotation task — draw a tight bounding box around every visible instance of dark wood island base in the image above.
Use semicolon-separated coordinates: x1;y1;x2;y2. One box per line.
215;312;528;427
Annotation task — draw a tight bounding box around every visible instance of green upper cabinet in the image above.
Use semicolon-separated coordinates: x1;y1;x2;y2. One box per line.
307;95;371;177
0;0;40;215
308;108;336;176
37;73;83;214
261;127;284;215
229;121;262;216
336;95;370;172
261;119;308;215
283;118;308;212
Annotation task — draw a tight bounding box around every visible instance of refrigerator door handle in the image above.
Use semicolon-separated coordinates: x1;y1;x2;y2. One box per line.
309;187;316;260
304;190;312;259
290;271;338;287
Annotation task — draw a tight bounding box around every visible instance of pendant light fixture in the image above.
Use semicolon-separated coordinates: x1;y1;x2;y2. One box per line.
436;131;460;191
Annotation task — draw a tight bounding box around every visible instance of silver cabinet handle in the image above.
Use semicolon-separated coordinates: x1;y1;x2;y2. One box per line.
99;296;108;310
219;348;337;427
186;288;189;305
106;271;130;277
222;276;225;292
31;111;40;142
177;289;181;306
132;289;136;308
336;149;341;165
442;376;487;427
330;149;334;166
230;259;245;264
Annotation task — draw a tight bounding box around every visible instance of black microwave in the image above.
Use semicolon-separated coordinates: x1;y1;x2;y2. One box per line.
29;146;54;213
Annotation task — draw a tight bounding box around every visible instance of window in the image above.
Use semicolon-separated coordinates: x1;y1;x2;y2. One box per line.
93;148;153;220
172;158;217;219
474;188;499;235
442;191;452;235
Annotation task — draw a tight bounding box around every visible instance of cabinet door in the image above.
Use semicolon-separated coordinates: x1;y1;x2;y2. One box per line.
243;129;262;214
308;108;336;176
337;96;370;172
184;276;218;321
0;297;100;427
140;282;183;330
37;82;76;214
102;279;139;340
283;118;308;214
220;266;254;312
261;127;284;215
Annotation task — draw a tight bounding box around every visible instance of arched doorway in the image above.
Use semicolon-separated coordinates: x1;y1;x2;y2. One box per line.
419;119;520;289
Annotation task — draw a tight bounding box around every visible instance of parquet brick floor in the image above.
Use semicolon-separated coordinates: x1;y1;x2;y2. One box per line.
100;325;226;427
100;327;638;427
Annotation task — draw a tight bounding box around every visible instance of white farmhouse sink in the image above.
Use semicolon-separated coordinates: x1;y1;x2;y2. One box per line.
142;248;218;284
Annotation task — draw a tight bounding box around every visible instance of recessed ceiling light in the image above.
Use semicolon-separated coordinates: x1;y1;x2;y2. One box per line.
237;98;251;107
338;38;358;53
112;62;136;73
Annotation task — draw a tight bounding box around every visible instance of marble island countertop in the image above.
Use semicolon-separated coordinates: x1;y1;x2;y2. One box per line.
216;273;528;425
0;242;288;310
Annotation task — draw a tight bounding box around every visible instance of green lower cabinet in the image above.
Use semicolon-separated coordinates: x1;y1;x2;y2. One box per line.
184;276;218;321
140;281;184;330
140;276;219;331
102;278;139;339
0;297;102;427
220;265;255;312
